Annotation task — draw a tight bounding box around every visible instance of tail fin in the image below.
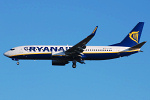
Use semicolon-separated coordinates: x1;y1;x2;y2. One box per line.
111;22;144;47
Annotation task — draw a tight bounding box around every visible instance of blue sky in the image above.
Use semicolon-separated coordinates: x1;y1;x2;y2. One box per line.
0;0;150;100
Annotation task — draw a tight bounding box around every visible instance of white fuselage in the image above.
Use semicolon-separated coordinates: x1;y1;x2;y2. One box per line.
4;45;139;61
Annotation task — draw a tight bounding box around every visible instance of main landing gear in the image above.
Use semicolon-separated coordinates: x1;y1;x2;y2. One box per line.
72;60;76;68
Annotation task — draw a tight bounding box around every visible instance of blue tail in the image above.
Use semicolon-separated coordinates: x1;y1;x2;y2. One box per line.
111;22;144;47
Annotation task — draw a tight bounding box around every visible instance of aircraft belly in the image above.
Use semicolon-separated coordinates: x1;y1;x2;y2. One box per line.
83;51;138;60
12;54;52;60
83;53;118;60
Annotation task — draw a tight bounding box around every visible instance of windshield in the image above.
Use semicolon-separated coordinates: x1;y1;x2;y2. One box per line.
10;48;15;51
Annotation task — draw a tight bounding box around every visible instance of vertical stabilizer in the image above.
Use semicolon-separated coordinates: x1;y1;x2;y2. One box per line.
111;22;144;47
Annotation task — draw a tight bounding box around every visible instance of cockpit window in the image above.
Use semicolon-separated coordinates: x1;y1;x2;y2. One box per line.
10;48;15;51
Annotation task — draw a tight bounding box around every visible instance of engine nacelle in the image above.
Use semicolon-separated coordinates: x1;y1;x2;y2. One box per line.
52;60;69;66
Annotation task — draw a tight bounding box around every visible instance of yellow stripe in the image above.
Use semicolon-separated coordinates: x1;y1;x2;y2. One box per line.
92;26;98;33
52;55;65;56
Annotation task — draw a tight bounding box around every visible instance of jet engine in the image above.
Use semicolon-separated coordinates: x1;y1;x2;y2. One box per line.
52;60;69;66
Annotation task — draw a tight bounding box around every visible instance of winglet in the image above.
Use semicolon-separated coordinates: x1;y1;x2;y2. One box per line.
91;26;98;36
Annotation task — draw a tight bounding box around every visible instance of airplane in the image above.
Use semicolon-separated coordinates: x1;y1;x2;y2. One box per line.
4;22;146;68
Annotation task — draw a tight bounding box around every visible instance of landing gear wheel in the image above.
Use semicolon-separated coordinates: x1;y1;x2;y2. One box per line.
72;60;76;68
72;64;76;68
17;62;19;65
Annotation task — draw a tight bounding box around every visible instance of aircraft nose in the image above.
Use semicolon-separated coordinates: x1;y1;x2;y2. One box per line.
4;51;9;57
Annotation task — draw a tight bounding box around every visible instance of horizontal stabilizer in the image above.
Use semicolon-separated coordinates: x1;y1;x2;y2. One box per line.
129;41;147;50
119;41;146;53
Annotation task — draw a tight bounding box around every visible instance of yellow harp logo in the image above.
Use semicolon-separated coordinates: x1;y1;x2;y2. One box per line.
129;31;139;43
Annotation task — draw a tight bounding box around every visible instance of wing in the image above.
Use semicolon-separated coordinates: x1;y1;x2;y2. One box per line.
65;26;98;56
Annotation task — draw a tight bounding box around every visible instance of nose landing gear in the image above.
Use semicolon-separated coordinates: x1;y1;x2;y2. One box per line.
12;58;19;65
17;61;19;65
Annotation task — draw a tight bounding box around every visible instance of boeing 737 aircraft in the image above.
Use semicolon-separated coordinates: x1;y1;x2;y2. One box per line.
4;22;146;68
